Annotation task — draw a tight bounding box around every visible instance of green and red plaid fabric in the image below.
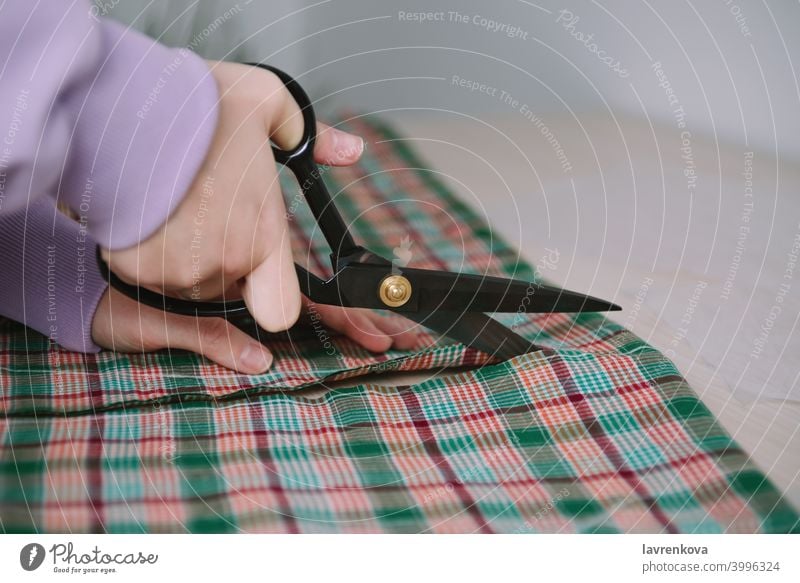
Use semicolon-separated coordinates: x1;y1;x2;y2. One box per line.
0;116;797;533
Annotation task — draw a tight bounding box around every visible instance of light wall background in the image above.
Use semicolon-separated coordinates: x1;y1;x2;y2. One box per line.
101;0;800;160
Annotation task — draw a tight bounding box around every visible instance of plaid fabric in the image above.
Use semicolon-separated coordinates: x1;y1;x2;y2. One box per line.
0;116;797;533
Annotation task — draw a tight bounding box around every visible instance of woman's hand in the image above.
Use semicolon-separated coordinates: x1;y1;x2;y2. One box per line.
91;287;422;374
101;61;363;335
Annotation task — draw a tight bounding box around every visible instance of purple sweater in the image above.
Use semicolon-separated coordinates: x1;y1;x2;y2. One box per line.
0;1;219;351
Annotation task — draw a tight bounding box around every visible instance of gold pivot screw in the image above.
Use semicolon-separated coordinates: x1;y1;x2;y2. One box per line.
379;274;412;307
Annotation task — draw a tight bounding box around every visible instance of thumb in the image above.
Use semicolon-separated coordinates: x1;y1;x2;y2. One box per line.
240;226;302;333
260;70;362;166
169;316;274;374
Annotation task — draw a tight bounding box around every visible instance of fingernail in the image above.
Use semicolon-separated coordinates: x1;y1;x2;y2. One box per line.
332;129;364;159
241;344;272;373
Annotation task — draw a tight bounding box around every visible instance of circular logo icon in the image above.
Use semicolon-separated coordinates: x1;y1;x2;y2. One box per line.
19;543;46;571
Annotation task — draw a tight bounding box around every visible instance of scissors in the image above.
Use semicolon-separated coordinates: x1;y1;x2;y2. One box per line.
96;63;621;360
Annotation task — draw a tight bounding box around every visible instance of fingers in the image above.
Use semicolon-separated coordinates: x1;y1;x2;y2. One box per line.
341;311;394;353
370;315;422;351
93;287;423;377
169;316;274;374
302;299;422;352
93;288;274;374
313;123;365;166
258;67;364;165
338;311;421;352
268;103;364;166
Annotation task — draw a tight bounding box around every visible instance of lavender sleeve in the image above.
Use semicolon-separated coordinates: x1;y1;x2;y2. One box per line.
0;201;107;352
0;1;220;352
0;1;219;248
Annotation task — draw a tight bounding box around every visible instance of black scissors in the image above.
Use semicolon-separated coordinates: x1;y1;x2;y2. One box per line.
96;63;621;360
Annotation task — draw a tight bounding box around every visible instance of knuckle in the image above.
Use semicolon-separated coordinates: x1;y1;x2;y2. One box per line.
240;69;285;114
258;70;286;101
199;319;231;350
220;253;248;280
172;269;197;291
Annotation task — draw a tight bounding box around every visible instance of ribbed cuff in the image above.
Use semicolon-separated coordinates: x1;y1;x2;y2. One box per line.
59;19;219;250
0;202;108;352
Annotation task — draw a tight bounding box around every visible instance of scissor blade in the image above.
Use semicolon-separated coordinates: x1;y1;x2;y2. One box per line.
298;260;620;315
295;263;343;304
403;310;534;360
394;267;620;314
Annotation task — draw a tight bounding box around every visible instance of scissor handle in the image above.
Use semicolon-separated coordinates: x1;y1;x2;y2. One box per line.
95;246;324;342
95;246;250;317
248;63;360;262
249;63;318;167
